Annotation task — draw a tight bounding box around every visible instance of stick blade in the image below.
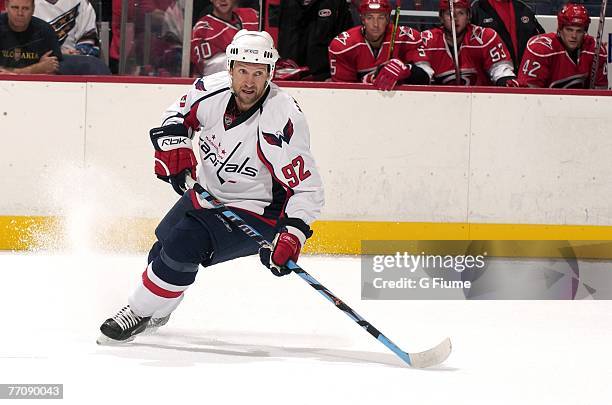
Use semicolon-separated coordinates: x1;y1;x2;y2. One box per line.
409;337;452;368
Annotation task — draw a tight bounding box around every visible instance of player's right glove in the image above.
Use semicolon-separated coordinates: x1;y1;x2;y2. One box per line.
150;124;197;196
374;58;412;91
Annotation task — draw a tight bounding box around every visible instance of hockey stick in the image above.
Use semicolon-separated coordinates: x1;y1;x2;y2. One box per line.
589;0;608;89
448;0;461;84
258;0;264;31
185;177;452;368
388;0;402;59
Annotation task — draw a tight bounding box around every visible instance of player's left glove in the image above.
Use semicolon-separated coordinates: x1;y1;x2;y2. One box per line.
150;124;197;196
259;219;313;277
362;70;377;84
374;58;412;91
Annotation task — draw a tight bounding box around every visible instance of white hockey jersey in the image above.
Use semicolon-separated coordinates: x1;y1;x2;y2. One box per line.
33;0;98;51
160;72;324;226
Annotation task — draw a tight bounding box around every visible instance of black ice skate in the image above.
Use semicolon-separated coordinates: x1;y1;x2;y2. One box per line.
97;306;151;345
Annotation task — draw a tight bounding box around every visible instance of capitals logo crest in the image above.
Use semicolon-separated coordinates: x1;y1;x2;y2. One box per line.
262;118;294;147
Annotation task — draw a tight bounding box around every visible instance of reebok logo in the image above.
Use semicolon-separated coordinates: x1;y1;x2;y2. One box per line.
161;138;188;146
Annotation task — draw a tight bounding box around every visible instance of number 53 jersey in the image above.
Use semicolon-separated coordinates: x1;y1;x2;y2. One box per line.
421;24;515;85
160;71;324;226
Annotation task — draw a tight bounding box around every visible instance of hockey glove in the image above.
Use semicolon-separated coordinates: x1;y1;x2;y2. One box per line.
362;70;377;84
150;124;197;196
259;219;312;277
496;76;520;87
505;78;520;87
374;59;412;91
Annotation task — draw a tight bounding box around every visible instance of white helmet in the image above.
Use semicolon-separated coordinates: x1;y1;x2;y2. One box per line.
226;29;279;86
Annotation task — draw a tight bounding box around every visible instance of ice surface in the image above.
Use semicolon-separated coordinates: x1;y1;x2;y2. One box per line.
0;252;610;404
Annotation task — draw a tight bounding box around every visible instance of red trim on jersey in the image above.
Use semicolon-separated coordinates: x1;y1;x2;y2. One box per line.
256;138;294;220
183;101;202;131
0;74;610;96
142;269;183;299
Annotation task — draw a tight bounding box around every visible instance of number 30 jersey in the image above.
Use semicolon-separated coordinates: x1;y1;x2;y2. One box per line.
190;9;259;76
421;24;515;85
160;71;324;226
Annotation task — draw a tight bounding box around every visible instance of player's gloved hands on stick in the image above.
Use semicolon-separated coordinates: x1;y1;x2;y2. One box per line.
374;58;412;91
150;124;198;195
259;221;311;277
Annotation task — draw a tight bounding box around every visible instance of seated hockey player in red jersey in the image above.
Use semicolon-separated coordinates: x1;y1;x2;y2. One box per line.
421;0;517;86
328;0;433;90
517;3;608;89
191;0;258;75
97;30;324;344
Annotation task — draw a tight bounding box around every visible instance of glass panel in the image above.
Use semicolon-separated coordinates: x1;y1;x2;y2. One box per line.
118;0;191;76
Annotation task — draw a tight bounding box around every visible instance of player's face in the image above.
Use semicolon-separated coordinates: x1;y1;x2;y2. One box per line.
230;61;270;111
558;25;586;51
212;0;236;16
440;8;469;37
362;12;390;43
6;0;34;32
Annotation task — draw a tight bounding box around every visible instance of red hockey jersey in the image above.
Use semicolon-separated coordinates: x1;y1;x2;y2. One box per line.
517;32;608;89
191;8;259;76
421;24;515;86
328;24;431;82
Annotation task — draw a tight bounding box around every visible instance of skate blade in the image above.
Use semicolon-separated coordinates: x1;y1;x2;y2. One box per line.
96;334;135;346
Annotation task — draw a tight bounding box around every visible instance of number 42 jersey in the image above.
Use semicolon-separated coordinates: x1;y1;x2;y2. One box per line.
159;71;324;226
518;32;608;89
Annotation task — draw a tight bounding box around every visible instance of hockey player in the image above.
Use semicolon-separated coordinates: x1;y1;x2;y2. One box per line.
191;0;258;76
328;0;433;89
517;3;608;89
98;30;324;344
421;0;517;86
33;0;99;56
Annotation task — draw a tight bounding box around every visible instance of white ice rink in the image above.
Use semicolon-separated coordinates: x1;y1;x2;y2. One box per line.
1;251;611;404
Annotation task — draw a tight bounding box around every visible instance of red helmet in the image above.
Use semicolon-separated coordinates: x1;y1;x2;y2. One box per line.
557;3;590;30
359;0;392;15
438;0;470;11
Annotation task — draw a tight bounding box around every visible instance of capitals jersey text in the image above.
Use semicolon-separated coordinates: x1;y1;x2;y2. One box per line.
191;9;259;76
518;32;608;89
421;24;514;86
328;24;432;82
160;72;324;226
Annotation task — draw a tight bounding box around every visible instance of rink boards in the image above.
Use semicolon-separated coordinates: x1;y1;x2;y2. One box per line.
0;77;611;253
